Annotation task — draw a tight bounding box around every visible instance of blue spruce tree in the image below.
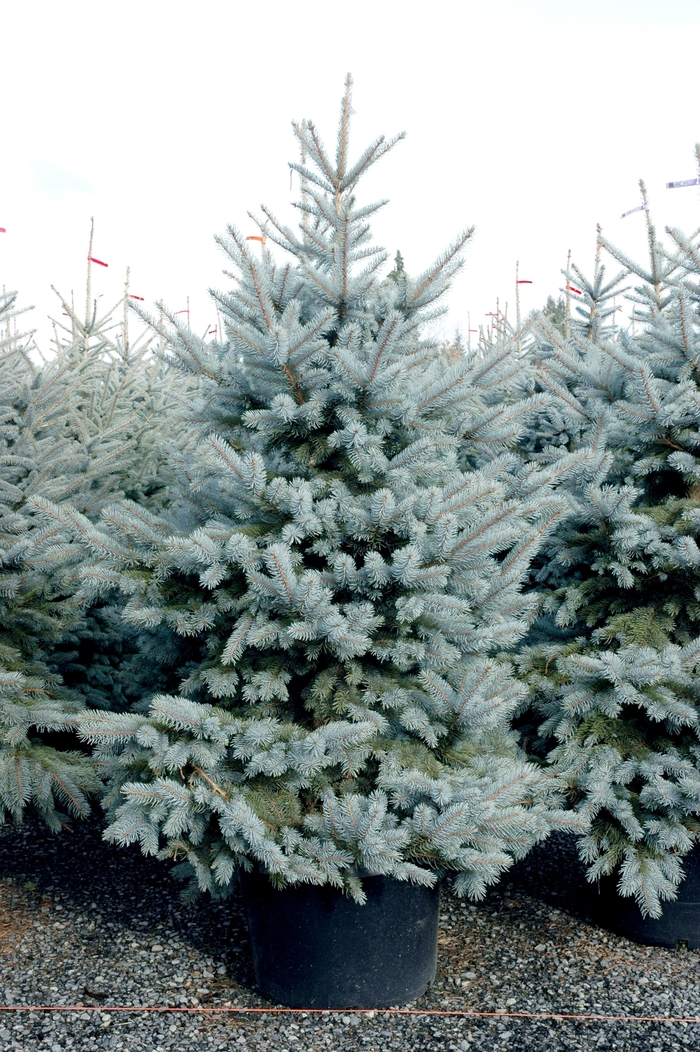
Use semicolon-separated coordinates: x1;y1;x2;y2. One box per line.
517;177;700;916
0;287;101;828
37;77;582;902
0;263;188;829
40;269;195;713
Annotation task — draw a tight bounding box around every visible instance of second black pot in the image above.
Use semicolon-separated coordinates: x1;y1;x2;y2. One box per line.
239;871;440;1008
595;847;700;949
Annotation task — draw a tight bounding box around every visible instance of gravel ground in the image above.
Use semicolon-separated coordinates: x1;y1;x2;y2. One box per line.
0;818;698;1051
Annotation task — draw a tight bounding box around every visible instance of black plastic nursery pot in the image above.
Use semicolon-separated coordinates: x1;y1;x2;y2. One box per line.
239;871;440;1008
596;847;700;949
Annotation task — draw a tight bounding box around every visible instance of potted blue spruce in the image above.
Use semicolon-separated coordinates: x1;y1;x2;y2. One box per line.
36;78;579;1007
516;183;700;946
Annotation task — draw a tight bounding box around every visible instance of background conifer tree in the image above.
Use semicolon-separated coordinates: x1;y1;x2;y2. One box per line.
40;273;195;712
0;261;191;828
0;288;102;828
542;295;567;336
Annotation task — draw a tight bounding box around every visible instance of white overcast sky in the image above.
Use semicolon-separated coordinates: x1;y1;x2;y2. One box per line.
2;0;700;352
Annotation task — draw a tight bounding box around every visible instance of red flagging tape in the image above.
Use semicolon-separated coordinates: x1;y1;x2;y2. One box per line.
0;1005;697;1024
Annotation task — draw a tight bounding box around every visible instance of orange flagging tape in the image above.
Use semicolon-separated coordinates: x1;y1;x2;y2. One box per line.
0;1006;697;1024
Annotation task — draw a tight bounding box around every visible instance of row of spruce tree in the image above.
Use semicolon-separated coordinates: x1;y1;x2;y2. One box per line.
3;80;700;918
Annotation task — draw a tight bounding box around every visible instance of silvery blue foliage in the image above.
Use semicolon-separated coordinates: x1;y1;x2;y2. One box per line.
36;78;582;902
